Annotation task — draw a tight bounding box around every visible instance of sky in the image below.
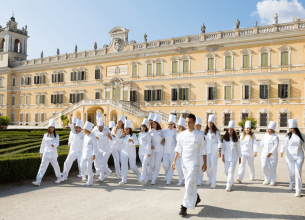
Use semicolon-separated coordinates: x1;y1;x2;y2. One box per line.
1;0;305;59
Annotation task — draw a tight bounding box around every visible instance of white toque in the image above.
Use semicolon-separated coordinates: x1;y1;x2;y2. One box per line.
83;121;94;131
75;120;83;128
97;117;104;126
288;119;297;128
48;119;56;128
168;114;176;123
268;121;277;130
195;117;202;126
178;117;186;127
148;113;155;121
125;120;131;129
208;115;216;123
245;120;251;129
228;120;236;129
109;121;115;129
141;118;149;127
119;115;126;124
153;114;162;124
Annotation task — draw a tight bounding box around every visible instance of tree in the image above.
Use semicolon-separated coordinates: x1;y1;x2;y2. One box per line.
0;116;11;127
238;117;257;131
60;115;69;127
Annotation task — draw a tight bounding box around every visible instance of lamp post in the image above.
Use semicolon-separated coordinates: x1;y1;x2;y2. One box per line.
104;113;107;126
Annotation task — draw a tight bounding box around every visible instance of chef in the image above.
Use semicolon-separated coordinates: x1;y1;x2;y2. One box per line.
194;116;205;186
172;114;207;217
148;113;155;130
280;119;305;197
176;117;187;186
257;121;279;186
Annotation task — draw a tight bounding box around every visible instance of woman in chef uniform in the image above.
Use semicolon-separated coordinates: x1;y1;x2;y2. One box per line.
257;121;279;186
204;115;222;188
163;114;178;185
32;119;62;186
280;119;305;197
111;115;126;180
176;117;187;186
149;114;164;185
119;120;140;185
138;118;152;184
237;120;258;183
221;121;241;191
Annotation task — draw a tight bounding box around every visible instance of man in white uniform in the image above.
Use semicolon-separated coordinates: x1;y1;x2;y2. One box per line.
172;114;207;217
195;116;205;185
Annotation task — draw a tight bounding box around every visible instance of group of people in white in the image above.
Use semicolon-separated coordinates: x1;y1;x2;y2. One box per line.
31;111;304;216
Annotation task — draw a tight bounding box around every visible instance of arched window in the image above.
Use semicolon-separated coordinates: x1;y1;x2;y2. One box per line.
0;38;5;52
14;39;21;53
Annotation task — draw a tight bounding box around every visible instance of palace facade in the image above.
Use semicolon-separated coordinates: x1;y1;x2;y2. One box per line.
1;15;305;133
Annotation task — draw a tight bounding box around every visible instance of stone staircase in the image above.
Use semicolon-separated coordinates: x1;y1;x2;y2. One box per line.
41;99;171;127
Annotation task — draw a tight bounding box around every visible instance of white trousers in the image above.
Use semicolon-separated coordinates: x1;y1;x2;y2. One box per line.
163;152;175;182
261;157;278;182
176;156;184;182
121;155;140;182
81;158;93;183
139;154;150;181
95;151;111;177
224;157;238;188
63;152;82;178
182;165;199;210
36;157;61;181
286;157;304;193
111;148;121;178
206;153;218;184
196;156;204;184
149;151;163;182
238;155;255;179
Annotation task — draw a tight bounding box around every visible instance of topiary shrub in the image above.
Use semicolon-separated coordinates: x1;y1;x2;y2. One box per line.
0;116;11;127
238;117;257;131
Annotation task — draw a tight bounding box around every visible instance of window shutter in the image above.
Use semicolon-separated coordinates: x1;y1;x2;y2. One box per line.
144;90;147;101
243;55;249;68
259;85;261;98
172;61;177;73
21;78;24;85
34;76;37;84
288;84;291;98
78;71;81;80
225;56;231;69
83;71;86;81
171;89;174;101
208;58;214;70
56;94;59;104
179;88;182;100
213;86;217;99
262;53;268;67
242;85;245;99
51;95;53;103
183;60;189;72
130;91;133;101
160;90;163;101
42;95;45;104
147;64;152;75
39;95;42;104
81;93;84;100
249;85;251;99
69;94;72;103
278;84;281;98
156;63;162;75
152;90;156;101
43;75;46;83
70;72;73;81
268;84;270;99
185;88;189;100
281;51;288;65
35;95;39;104
95;69;98;79
132;65;137;76
60;94;63;103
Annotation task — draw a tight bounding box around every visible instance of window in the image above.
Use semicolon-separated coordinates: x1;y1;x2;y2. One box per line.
70;72;77;81
144;90;152;102
281;51;288;65
260;85;269;99
25;77;31;85
260;113;267;126
20;113;23;122
225;56;231;69
0;96;3;105
280;113;288;127
95;92;100;99
112;88;120;101
0;78;3;87
20;96;24;105
132;65;137;76
25;113;30;122
40;95;45;104
156;89;162;101
41;113;45;122
171;88;178;101
156;63;162;75
52;94;64;104
182;113;188;119
243;55;249;68
95;69;101;79
242;85;251;99
224;86;232;99
208;87;214;100
172;61;178;73
105;92;110;99
179;88;189;101
35;113;39;122
12;96;15;105
123;91;128;101
70;71;85;81
242;113;249;120
130;91;137;102
20;77;24;86
183;60;189;72
26;96;30;105
12;78;16;86
261;53;268;67
35;75;47;84
35;95;40;105
208;58;214;70
147;64;152;75
224;114;230;126
278;84;290;98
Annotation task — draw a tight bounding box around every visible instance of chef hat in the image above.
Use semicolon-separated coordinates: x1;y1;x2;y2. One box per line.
148;113;155;121
245;120;251;129
72;117;78;124
75;119;83;128
96;112;103;119
83;121;94;131
153;114;162;124
125;120;131;129
141;118;149;127
168;114;176;123
119;115;126;124
208;115;216;123
228;120;236;129
195;117;202;126
288;119;297;128
268;121;277;130
109;121;115;129
48;119;55;128
97;117;104;126
178;117;186;127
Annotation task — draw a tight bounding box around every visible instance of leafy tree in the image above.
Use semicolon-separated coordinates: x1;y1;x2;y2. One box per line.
60;115;69;127
0;116;11;127
238;117;257;130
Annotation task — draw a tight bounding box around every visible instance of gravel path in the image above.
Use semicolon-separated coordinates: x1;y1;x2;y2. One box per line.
0;140;305;220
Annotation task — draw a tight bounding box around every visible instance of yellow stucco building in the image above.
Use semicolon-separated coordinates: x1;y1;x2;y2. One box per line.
1;15;305;133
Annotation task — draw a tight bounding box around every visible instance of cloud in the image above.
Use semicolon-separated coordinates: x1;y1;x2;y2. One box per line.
252;0;305;24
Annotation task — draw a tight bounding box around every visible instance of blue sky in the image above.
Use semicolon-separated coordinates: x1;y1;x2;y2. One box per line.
1;0;305;59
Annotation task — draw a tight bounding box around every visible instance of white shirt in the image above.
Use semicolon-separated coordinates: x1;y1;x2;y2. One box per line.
149;129;164;153
40;133;60;159
280;133;305;160
240;133;258;156
163;128;177;154
111;128;123;150
92;128;112;153
258;133;279;158
82;133;98;159
175;129;206;167
222;137;241;161
119;133;139;158
68;124;84;154
138;131;152;156
205;130;222;155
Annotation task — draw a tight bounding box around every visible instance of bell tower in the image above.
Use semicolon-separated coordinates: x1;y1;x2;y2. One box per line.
0;15;29;68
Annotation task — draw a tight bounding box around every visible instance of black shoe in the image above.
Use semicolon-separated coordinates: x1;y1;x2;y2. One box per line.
179;205;187;216
196;194;201;207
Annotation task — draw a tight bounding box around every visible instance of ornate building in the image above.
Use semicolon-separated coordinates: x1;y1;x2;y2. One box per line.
1;15;305;133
